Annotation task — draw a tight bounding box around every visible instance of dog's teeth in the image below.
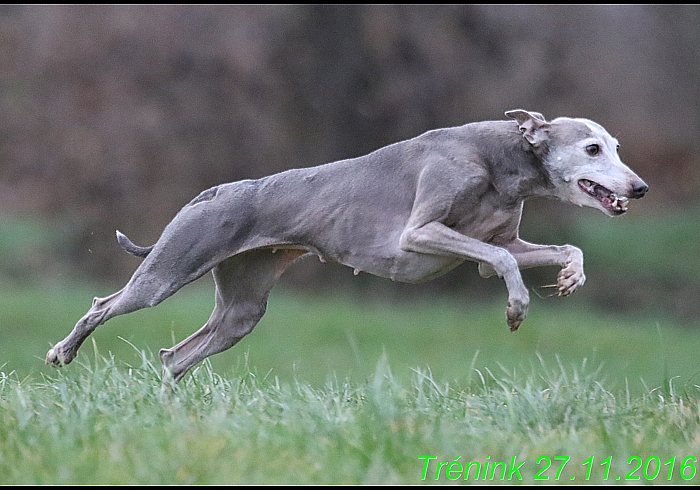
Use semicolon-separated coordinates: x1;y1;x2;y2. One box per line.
611;197;618;207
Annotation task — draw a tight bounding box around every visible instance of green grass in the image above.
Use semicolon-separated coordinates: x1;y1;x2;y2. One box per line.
1;351;700;484
1;282;700;483
3;280;700;395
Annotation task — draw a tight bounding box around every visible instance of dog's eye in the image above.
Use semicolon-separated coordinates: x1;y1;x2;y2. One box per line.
616;144;620;152
586;144;600;156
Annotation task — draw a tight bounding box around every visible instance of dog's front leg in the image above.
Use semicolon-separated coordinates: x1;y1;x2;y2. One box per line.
497;239;586;296
400;222;529;331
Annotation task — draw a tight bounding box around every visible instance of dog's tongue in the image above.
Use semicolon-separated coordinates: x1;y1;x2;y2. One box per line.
593;184;615;208
592;183;612;200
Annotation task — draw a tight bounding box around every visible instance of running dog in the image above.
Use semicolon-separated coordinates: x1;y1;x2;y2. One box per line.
46;109;648;382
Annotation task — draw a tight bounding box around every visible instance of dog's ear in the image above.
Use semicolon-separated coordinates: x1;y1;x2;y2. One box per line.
505;109;550;146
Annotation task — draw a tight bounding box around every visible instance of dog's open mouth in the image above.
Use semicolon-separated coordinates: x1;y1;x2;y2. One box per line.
578;179;628;215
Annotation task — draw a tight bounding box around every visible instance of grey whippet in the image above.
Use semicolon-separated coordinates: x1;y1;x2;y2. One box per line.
46;109;648;383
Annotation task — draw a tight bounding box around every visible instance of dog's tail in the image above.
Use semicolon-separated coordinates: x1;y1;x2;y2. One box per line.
116;230;154;258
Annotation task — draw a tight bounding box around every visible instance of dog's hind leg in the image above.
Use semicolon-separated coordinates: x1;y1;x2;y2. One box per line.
46;250;212;368
46;281;170;368
159;248;307;383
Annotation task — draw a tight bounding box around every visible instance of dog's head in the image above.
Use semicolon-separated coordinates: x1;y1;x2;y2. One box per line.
506;109;648;216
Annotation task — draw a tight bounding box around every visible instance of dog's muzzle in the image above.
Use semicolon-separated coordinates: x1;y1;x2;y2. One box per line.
578;179;647;215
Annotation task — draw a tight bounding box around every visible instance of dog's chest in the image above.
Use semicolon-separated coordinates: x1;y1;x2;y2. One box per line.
450;199;523;243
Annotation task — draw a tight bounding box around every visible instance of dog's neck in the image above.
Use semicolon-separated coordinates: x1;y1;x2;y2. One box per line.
474;124;555;202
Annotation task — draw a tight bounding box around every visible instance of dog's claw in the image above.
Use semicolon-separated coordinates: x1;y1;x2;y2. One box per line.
508;315;523;332
557;265;586;296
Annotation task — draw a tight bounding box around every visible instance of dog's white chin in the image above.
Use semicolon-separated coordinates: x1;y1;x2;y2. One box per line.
599;204;627;217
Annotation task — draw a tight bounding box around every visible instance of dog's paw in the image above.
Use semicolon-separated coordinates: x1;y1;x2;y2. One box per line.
506;297;528;332
557;263;586;296
45;347;63;367
45;343;73;367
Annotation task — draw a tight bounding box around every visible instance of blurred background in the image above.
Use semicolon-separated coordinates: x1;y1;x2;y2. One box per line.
1;5;699;382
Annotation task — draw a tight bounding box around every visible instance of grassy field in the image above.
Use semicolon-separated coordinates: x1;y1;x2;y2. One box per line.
2;279;699;394
2;140;700;484
1;341;700;484
1;280;700;484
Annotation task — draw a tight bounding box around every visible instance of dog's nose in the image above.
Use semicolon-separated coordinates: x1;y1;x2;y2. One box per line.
631;182;648;199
